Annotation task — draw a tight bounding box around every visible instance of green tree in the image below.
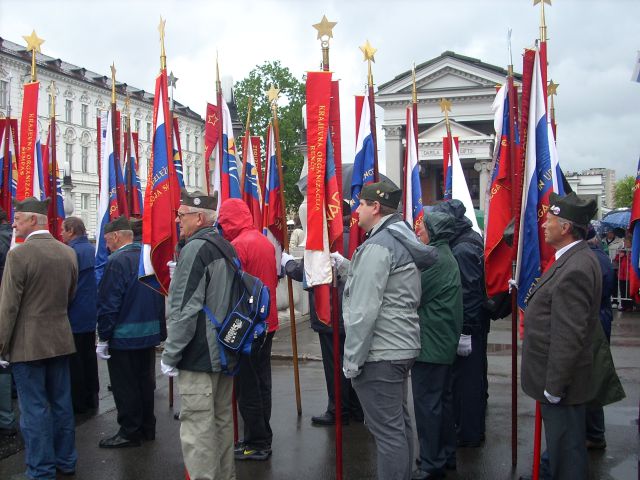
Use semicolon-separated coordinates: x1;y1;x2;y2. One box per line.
234;61;305;211
614;175;635;208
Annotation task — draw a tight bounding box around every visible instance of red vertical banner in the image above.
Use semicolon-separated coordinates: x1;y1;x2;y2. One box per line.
204;103;221;195
17;82;39;201
355;95;364;142
305;71;333;251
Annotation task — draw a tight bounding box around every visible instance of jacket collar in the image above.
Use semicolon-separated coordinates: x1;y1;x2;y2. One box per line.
528;240;589;301
68;235;89;247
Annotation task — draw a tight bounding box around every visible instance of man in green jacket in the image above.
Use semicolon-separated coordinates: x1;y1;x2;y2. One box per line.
412;212;463;480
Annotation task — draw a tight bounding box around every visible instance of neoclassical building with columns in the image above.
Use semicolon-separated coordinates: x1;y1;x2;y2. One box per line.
0;36;205;238
377;51;521;211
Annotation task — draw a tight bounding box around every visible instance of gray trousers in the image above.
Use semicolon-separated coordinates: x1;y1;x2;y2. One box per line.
352;359;415;480
540;403;588;480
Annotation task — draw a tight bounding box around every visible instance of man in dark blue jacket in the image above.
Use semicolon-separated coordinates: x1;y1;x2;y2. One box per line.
96;216;164;448
432;200;488;447
61;217;99;414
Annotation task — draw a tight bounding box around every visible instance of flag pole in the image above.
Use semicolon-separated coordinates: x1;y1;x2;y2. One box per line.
47;81;59;238
314;15;342;478
216;54;224;198
506;28;520;469
360;40;379;182
439;97;453;195
239;96;253;197
548;80;558;139
270;87;302;416
124;96;134;215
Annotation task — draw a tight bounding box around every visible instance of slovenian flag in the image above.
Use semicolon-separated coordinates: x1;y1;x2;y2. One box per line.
403;104;423;232
262;123;283;265
139;68;181;295
220;100;241;202
348;90;375;258
95;108;126;283
516;48;556;309
242;132;263;230
450;135;481;234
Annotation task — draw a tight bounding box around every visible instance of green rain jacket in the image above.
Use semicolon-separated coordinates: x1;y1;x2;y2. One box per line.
416;212;463;365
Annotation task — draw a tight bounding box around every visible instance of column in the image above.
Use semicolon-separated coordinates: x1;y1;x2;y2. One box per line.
383;125;403;187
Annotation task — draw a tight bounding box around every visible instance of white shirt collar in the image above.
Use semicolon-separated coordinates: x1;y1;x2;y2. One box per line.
555;240;581;260
26;229;50;240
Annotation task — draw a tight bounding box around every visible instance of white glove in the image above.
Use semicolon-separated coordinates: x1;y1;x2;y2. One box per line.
280;252;294;271
457;334;472;357
161;360;179;377
508;278;518;294
343;365;360;379
167;261;177;280
96;341;111;360
0;357;9;368
330;251;345;268
544;389;561;404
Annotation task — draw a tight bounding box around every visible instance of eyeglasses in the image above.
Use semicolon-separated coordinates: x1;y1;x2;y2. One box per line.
176;211;199;220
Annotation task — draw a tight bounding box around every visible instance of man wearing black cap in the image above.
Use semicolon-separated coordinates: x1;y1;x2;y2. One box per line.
331;181;438;480
521;192;601;479
96;216;164;448
161;190;238;479
0;197;79;478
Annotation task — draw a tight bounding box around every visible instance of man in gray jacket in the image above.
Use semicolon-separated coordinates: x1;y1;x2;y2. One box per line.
333;182;437;480
161;190;237;480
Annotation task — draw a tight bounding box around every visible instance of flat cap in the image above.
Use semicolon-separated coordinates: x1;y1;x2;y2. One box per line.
13;197;50;215
360;182;401;209
549;192;598;226
180;188;218;211
104;215;132;234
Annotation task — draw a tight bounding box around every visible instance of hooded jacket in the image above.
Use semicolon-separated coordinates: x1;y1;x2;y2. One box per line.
338;213;438;371
218;199;278;333
432;200;486;334
416;212;463;364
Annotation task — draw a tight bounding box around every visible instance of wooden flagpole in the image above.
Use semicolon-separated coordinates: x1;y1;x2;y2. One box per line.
270;86;302;415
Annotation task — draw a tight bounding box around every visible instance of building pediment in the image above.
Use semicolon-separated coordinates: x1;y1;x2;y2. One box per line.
418;119;489;141
378;51;520;97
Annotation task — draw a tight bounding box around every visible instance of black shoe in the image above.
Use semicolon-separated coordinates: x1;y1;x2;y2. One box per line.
173;411;180;420
311;412;349;426
234;442;246;455
586;438;607;450
141;431;155;441
56;467;76;476
235;448;270;461
98;433;142;449
411;469;444;480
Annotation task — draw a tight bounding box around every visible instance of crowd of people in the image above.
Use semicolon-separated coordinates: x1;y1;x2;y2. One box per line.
0;184;626;480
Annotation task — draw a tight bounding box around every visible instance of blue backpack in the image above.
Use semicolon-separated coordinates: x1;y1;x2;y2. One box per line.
201;235;270;376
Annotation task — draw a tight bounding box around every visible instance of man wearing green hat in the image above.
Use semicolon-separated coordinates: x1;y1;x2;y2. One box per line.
331;181;438;480
0;197;79;478
521;192;601;479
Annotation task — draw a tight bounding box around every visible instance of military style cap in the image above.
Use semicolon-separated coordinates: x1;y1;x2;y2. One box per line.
360;182;402;209
104;215;132;234
180;188;218;211
12;197;50;215
548;192;598;226
129;217;143;238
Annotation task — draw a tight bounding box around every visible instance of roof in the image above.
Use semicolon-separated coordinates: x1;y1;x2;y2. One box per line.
378;50;523;90
0;36;202;122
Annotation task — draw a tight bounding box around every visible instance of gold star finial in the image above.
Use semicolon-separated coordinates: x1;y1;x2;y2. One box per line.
439;98;452;114
267;84;280;104
23;30;44;53
359;39;377;63
548;79;559;97
312;15;337;40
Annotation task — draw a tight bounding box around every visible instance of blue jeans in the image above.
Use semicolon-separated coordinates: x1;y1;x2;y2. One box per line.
12;356;77;479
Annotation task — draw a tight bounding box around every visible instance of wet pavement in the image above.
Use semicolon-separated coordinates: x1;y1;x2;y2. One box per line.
0;310;638;479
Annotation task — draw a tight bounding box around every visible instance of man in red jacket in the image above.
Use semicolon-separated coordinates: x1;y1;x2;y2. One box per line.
217;198;279;461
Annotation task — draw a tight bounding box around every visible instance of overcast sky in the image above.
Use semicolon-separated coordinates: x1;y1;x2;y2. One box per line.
2;0;639;179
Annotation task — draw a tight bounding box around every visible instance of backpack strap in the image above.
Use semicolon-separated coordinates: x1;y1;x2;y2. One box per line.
202;305;232;374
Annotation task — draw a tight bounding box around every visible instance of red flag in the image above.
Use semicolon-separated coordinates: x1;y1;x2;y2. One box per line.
251;136;264;195
17;82;44;202
0;119;19;220
204;103;221;195
262;124;284;246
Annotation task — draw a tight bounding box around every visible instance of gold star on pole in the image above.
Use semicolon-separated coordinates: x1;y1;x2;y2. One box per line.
359;40;377;63
23;30;44;53
312;15;337;40
267;84;280;104
439;98;452;114
548;79;559;96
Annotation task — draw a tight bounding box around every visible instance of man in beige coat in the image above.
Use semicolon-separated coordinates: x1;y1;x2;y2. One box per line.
0;197;78;479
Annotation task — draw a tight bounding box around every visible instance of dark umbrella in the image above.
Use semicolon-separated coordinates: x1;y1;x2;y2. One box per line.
296;163;397;199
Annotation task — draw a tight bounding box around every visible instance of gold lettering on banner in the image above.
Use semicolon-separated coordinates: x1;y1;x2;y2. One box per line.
537;203;549;220
310;103;328;213
326;191;341;221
